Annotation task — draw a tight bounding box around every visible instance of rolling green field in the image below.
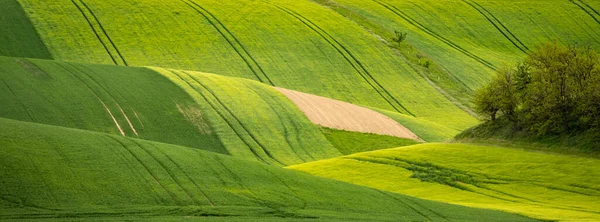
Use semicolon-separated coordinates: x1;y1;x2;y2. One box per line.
290;143;600;221
314;0;600;109
0;117;538;221
0;56;341;165
1;0;599;221
15;0;478;132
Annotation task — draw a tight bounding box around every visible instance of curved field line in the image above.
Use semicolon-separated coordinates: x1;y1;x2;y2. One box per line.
268;4;414;116
70;0;118;65
126;138;199;206
371;0;497;70
462;0;529;53
571;0;600;25
169;70;283;165
66;63;138;136
181;71;286;166
169;71;268;164
1;78;35;121
55;63;126;136
146;142;215;207
103;135;164;203
181;0;273;85
242;82;315;162
105;135;181;205
79;0;128;66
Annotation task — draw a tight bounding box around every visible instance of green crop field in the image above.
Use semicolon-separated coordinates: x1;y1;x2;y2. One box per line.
15;0;478;132
1;0;598;220
290;143;600;221
0;56;341;165
0;117;538;221
314;0;600;109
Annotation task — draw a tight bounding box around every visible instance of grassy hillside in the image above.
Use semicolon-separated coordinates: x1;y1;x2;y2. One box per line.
0;56;339;165
15;0;478;132
290;143;600;221
0;117;537;221
153;67;340;166
312;0;600;108
0;0;51;59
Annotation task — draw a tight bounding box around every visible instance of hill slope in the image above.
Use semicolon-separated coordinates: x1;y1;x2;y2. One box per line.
0;56;339;165
0;117;537;221
313;0;600;107
15;0;478;131
0;0;51;59
290;143;600;221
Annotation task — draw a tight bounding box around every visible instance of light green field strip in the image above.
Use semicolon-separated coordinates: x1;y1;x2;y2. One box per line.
153;67;341;166
0;118;537;221
290;143;600;221
17;0;477;131
0;0;52;59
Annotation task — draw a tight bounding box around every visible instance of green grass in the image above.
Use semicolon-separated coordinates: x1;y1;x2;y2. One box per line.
0;56;339;165
290;143;600;221
153;67;341;166
0;0;52;59
15;0;478;132
0;117;537;221
312;0;600;113
320;127;419;155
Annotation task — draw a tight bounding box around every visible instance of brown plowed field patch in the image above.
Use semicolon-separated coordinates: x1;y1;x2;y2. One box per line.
276;87;421;141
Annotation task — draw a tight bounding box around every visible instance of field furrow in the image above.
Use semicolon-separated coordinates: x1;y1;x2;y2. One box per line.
181;0;273;85
571;0;600;25
371;0;497;70
181;71;286;166
462;0;529;53
168;70;271;164
271;4;413;115
70;0;126;66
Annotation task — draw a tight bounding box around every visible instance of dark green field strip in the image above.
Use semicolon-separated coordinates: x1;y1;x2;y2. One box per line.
267;3;414;116
65;63;142;137
181;0;273;85
371;0;497;70
168;70;283;166
70;0;127;66
0;78;34;122
54;62;132;137
571;0;600;25
0;0;52;59
463;0;529;54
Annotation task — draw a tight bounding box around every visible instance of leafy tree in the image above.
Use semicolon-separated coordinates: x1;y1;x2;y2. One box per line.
474;42;600;135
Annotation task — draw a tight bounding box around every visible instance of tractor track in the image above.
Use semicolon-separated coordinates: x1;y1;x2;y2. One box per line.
372;0;497;70
462;0;529;54
571;0;600;26
181;0;273;85
268;3;414;116
70;0;127;66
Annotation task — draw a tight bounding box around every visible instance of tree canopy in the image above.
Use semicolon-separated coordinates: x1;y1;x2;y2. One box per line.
475;42;600;135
